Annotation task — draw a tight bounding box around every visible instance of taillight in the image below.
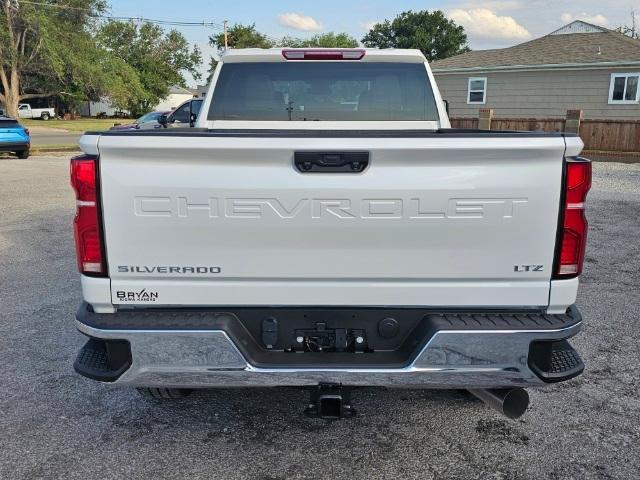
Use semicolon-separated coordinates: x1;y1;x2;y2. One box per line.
554;157;591;278
70;154;106;276
282;49;366;60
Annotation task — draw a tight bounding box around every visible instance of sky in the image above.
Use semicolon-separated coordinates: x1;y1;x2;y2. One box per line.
108;0;639;87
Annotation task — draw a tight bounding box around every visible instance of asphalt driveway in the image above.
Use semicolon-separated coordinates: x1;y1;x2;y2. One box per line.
0;157;638;479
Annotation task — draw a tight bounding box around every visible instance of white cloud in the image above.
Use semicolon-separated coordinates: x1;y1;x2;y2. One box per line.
277;12;322;32
449;8;532;40
458;0;523;12
360;20;380;32
560;12;609;26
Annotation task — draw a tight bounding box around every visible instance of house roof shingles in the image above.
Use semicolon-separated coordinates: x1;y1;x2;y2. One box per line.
168;85;196;95
431;28;640;71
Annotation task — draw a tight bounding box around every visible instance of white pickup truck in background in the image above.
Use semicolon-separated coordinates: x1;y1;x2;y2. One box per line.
71;48;591;419
18;103;55;120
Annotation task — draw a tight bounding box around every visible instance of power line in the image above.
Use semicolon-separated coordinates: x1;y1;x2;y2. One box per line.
9;0;93;11
108;16;224;29
15;1;224;29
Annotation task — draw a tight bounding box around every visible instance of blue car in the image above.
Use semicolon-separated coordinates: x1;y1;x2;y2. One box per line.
0;115;30;158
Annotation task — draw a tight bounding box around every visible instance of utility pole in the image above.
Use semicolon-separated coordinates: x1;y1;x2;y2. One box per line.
620;10;638;39
223;20;228;49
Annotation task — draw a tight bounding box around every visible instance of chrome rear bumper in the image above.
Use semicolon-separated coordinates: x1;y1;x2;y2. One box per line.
75;316;582;389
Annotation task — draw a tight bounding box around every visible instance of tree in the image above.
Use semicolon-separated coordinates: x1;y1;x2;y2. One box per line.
52;37;144;113
98;20;202;116
206;27;360;80
362;10;470;61
616;10;638;39
209;22;274;51
207;23;274;79
279;32;359;48
0;0;133;117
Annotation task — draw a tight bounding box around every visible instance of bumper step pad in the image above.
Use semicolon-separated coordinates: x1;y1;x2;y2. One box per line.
426;308;580;330
74;338;131;382
528;339;584;382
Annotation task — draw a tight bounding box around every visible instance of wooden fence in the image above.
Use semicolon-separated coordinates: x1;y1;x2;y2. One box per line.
580;119;640;152
449;116;640;153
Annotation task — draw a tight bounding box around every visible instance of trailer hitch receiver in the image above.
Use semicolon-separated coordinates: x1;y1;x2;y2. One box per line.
304;383;356;419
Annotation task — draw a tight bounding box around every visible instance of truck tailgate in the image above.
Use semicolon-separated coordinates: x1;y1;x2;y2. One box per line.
96;132;565;308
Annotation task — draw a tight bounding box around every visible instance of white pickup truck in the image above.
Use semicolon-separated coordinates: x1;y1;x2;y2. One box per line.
72;48;590;419
18;103;55;120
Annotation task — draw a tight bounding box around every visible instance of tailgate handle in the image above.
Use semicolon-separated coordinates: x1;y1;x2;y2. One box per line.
294;152;369;173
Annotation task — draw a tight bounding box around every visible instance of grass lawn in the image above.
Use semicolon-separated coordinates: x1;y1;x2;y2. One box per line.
31;144;80;151
21;118;131;132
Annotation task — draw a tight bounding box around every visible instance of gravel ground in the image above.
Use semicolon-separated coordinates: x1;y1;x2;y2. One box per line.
0;157;638;479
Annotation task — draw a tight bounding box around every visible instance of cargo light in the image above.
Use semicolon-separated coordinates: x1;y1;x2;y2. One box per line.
554;157;591;278
282;49;366;60
70;154;106;276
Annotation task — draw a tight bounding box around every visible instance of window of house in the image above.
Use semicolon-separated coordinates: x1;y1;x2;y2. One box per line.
467;77;487;104
608;73;640;104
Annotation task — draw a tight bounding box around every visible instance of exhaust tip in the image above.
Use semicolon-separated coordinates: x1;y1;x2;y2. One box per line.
469;388;530;419
501;388;529;419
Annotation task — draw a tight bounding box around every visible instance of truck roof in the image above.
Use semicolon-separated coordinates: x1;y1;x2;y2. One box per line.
221;48;427;64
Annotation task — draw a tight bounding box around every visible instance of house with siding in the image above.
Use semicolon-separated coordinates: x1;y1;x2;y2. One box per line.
153;85;197;111
431;21;640;121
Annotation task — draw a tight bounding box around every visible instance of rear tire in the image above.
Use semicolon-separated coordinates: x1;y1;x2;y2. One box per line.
16;150;29;159
41;112;50;120
136;387;192;400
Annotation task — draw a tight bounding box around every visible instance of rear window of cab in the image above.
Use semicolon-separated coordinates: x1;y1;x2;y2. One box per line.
209;62;439;122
